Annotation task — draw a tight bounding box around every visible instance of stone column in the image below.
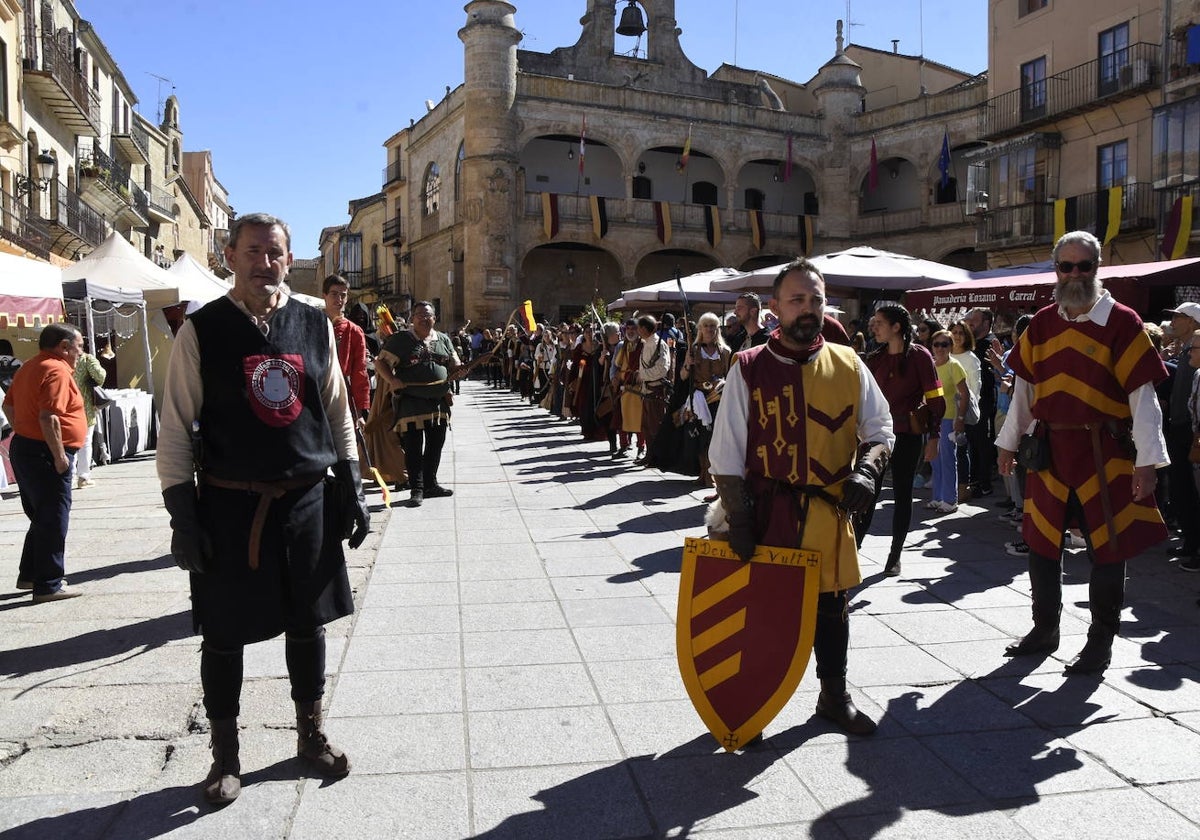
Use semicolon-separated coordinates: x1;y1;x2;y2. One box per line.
459;1;522;324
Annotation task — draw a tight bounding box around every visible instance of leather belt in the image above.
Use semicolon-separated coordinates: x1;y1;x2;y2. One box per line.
201;473;324;569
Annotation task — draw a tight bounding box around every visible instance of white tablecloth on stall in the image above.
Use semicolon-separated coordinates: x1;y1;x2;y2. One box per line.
103;388;154;461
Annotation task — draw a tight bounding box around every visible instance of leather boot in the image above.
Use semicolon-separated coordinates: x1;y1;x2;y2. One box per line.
296;700;351;777
1005;552;1062;656
1065;560;1125;676
203;718;241;805
816;676;877;736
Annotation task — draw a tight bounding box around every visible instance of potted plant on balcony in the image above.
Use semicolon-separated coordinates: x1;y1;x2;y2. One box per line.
79;162;99;178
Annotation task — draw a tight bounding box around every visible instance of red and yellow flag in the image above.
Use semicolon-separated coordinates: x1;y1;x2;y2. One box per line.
521;299;537;333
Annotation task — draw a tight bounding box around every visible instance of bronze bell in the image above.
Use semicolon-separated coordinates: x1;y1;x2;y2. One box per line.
616;0;646;37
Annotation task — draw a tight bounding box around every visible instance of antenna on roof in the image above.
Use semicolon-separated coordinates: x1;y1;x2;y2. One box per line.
146;72;175;124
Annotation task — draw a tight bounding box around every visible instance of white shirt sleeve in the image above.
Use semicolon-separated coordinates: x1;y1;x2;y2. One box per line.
858;360;895;449
156;319;204;490
708;359;749;477
1130;382;1168;468
996;376;1033;452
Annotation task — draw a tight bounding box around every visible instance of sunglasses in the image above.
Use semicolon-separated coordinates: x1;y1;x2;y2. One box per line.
931;341;952;348
1056;260;1095;273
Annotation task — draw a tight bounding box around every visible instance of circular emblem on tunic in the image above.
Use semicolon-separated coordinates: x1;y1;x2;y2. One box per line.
250;357;300;409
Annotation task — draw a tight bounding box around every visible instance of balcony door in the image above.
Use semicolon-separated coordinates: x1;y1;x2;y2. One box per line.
1021;57;1047;121
1098;23;1130;97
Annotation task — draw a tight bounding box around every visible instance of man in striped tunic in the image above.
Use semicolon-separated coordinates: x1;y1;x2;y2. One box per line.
997;230;1169;676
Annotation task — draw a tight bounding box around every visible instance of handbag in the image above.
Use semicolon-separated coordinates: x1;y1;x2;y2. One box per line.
1189;432;1200;465
908;403;931;435
90;383;114;409
1016;429;1051;471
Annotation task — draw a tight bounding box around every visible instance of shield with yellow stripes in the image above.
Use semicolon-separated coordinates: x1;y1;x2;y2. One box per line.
677;536;820;751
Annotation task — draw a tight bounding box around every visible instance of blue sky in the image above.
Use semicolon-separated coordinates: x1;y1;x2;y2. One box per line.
80;0;986;258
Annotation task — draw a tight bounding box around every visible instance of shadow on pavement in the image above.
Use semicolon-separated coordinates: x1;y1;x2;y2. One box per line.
2;758;312;840
470;733;808;838
0;610;192;678
63;553;176;586
608;546;682;583
805;659;1104;838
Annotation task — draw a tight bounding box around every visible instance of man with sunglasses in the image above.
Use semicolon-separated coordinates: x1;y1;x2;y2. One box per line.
996;230;1169;676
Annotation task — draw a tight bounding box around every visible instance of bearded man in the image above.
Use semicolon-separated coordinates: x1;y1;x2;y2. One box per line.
997;230;1169;676
707;257;894;735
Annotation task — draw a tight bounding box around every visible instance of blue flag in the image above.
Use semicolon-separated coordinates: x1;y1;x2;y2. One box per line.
938;131;951;189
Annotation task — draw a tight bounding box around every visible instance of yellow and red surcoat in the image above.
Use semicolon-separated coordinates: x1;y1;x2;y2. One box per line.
1008;303;1168;564
739;342;862;592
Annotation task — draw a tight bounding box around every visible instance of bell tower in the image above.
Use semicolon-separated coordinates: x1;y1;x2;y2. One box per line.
459;1;522;322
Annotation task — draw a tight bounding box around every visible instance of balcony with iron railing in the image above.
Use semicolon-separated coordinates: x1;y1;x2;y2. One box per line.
147;183;176;222
0;189;53;259
78;147;143;224
1166;25;1200;87
383;216;403;244
982;43;1160;139
112;122;151;166
976;182;1158;248
383;160;406;187
44;182;105;250
21;32;102;135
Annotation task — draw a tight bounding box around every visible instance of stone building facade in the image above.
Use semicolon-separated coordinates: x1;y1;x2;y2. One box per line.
328;0;988;328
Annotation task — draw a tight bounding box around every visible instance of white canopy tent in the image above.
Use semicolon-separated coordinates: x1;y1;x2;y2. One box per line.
0;251;64;359
710;246;973;293
608;267;746;311
62;233;181;401
168;252;231;312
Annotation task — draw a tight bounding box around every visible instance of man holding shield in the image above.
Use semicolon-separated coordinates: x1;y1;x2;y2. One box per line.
707;257;893;736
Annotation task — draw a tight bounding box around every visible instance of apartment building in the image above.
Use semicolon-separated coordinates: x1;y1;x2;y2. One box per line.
1;1;229;274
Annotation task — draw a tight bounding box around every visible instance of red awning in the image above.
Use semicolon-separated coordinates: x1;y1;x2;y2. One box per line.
905;257;1200;311
0;294;64;328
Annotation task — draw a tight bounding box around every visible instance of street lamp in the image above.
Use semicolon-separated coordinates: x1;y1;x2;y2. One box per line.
14;150;56;198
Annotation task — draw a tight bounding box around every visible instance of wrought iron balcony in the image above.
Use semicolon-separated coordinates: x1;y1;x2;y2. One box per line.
112;122;151;166
383;160;406;187
78;147;144;224
0;189;52;259
382;216;403;244
983;43;1160;139
343;269;363;290
975;182;1158;248
43;183;105;251
147;184;176;223
21;32;101;135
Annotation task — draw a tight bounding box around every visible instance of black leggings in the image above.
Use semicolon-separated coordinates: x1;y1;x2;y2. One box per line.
855;431;923;557
201;627;327;720
400;423;448;491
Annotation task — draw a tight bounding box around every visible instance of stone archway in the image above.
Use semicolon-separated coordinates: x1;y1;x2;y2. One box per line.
519;244;623;324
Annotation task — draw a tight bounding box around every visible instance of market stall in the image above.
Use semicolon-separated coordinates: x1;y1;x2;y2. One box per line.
62;232;179;410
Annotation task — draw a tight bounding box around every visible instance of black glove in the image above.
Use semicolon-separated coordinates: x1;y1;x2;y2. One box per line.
839;471;877;515
162;482;212;573
713;475;756;562
726;507;757;563
332;460;371;549
839;442;890;515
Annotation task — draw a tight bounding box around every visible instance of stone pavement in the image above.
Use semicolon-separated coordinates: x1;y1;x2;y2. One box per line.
4;380;1200;839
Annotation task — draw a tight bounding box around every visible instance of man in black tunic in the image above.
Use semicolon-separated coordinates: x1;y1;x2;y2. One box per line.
375;300;461;507
157;213;370;805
